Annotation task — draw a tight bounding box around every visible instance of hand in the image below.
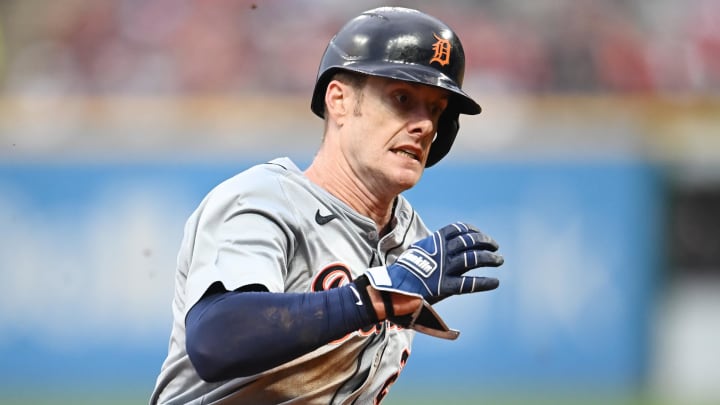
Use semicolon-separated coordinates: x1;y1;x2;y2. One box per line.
366;222;503;305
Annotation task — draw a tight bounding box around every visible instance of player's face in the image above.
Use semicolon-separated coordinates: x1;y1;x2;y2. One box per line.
342;76;449;195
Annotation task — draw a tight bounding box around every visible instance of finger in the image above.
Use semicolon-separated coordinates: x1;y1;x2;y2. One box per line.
448;250;504;273
447;231;499;254
444;276;499;295
438;222;470;240
463;277;500;292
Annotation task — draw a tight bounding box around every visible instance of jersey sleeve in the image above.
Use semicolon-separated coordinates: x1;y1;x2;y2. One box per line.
183;168;297;318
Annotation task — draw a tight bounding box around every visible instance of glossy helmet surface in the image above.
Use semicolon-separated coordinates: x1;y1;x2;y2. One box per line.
311;7;481;167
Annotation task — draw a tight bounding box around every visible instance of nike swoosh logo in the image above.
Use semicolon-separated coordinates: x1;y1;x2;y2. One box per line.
315;209;337;225
348;285;363;306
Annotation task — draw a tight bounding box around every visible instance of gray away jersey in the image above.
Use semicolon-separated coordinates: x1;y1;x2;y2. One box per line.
150;157;432;405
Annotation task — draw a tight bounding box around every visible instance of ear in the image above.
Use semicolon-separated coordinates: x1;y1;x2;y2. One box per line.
324;80;349;123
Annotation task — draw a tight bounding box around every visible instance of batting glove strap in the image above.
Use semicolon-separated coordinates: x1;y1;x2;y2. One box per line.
386;295;459;340
413;301;460;340
364;266;460;340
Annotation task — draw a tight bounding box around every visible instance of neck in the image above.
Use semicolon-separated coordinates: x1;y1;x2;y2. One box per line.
305;153;394;231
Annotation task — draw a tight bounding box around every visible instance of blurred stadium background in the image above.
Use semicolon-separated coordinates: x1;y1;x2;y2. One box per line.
0;0;719;404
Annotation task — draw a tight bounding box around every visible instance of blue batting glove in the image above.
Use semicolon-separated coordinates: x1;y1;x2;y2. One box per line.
366;222;503;304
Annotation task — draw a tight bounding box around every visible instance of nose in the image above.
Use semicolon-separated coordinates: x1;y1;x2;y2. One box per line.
407;107;436;140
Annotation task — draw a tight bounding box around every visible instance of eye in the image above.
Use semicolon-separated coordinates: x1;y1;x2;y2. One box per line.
394;91;410;105
389;90;416;113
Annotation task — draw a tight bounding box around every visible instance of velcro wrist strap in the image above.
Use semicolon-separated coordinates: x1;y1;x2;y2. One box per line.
380;291;395;319
413;301;460;340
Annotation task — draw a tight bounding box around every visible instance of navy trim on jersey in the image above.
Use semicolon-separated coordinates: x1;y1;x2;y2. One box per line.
185;282;378;382
263;161;288;171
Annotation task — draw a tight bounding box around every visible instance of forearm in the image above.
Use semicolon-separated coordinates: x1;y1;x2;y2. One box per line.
185;282;379;382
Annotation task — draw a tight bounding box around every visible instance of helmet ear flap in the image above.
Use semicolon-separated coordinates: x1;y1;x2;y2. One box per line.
426;110;459;167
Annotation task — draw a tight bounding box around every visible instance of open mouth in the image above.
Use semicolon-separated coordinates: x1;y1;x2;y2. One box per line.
392;148;420;161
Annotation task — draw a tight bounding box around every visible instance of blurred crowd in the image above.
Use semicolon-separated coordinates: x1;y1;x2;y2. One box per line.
0;0;718;96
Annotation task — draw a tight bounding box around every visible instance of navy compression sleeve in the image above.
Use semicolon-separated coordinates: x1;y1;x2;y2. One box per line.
185;277;378;382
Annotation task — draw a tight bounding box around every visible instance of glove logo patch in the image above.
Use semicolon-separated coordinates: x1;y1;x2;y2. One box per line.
397;250;437;277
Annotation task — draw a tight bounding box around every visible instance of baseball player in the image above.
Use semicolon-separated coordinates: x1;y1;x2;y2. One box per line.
150;7;504;405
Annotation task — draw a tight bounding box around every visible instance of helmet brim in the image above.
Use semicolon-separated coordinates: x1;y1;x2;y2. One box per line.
360;63;481;116
311;64;481;118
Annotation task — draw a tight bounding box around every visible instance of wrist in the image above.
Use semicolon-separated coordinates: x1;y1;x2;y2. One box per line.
355;274;423;322
364;282;387;320
352;275;383;322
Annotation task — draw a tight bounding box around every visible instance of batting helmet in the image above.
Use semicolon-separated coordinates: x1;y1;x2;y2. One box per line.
311;7;481;167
